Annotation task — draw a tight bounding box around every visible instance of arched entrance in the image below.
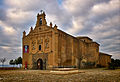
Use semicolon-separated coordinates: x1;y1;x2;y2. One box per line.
37;59;43;70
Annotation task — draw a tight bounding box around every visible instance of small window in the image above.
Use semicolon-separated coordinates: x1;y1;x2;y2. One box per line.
39;18;42;25
39;45;41;50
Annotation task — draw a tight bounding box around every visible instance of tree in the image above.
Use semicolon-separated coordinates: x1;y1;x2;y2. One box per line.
9;59;15;67
9;57;22;67
17;57;22;67
17;57;22;64
9;60;13;65
0;58;6;67
14;59;19;65
114;59;120;67
108;58;120;70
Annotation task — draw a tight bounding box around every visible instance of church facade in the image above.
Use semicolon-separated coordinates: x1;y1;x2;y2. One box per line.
22;12;111;69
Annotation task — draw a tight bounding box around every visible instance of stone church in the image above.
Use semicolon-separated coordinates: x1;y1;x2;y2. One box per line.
22;12;111;69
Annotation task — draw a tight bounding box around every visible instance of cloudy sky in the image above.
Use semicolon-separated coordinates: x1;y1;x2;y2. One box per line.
0;0;120;64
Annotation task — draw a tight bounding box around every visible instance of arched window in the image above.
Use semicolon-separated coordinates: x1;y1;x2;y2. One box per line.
39;18;42;25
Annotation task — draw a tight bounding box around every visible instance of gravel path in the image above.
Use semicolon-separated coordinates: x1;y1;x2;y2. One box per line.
0;68;120;82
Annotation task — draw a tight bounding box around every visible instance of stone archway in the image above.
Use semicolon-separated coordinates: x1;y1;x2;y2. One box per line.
37;58;43;70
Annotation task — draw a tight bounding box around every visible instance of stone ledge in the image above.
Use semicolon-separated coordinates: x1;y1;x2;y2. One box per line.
50;70;85;75
52;68;78;71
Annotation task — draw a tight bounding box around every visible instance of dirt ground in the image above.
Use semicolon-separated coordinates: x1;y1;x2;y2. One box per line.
0;68;120;82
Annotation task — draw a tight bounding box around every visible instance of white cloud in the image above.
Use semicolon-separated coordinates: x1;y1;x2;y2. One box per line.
91;15;120;39
63;0;94;15
92;0;120;15
67;17;84;34
6;8;35;24
0;20;16;35
112;54;120;59
0;46;10;50
5;0;44;11
5;0;59;12
93;15;120;31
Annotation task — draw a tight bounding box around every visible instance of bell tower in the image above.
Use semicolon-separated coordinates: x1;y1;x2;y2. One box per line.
36;11;47;27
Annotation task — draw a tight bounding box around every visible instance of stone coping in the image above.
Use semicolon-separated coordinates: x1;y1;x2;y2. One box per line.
52;68;78;71
50;70;85;75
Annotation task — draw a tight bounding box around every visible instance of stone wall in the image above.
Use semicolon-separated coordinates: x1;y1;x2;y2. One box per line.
99;52;111;67
58;30;73;67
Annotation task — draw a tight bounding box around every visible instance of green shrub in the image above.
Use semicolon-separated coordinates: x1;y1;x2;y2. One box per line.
108;62;115;70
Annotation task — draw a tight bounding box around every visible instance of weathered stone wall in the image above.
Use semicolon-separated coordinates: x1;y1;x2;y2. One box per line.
73;38;80;68
77;39;99;68
22;36;31;69
58;30;72;67
99;53;111;67
56;34;100;68
87;42;99;65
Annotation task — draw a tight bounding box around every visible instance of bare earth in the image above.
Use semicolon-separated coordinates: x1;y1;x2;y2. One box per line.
0;68;120;82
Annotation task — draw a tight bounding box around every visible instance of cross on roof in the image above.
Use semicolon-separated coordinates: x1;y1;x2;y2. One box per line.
40;10;44;14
